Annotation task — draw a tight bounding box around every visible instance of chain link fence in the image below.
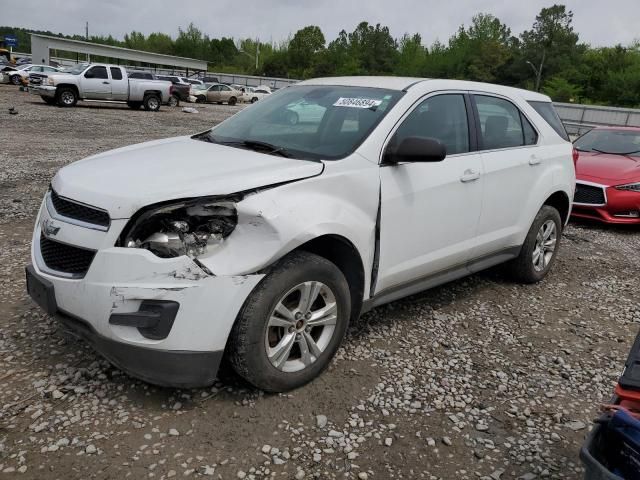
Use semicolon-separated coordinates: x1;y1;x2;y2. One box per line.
555;102;640;137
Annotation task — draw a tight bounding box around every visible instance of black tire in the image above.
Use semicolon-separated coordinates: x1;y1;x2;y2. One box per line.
216;101;223;105
508;205;562;284
41;96;56;105
228;96;237;106
56;87;77;107
251;97;258;103
228;251;351;392
196;95;206;104
127;101;142;110
10;75;21;85
143;94;161;112
167;94;179;107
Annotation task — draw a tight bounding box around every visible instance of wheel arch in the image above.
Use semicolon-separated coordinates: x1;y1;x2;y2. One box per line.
56;83;79;95
542;190;571;227
289;234;365;324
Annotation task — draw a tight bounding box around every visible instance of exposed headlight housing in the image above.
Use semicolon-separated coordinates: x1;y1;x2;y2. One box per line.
47;77;55;86
616;183;640;192
119;197;238;259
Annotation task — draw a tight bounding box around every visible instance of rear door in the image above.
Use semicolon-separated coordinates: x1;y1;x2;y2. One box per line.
81;66;111;99
376;92;484;293
469;93;540;262
109;67;128;100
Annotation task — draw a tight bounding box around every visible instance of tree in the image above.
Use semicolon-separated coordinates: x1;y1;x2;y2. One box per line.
288;26;325;76
396;33;426;76
146;33;174;55
519;4;582;90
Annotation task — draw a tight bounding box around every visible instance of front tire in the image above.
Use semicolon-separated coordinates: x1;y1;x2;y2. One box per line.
228;96;237;106
228;251;351;392
509;205;562;283
56;87;77;107
143;94;161;111
10;75;21;85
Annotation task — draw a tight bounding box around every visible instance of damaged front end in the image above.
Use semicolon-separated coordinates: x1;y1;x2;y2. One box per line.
118;195;240;264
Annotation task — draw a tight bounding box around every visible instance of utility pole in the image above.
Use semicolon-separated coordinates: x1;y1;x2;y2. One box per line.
85;22;89;40
526;51;545;92
255;41;260;71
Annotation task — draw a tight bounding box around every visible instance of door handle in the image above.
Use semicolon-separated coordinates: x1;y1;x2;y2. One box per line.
460;169;480;183
102;81;110;84
529;155;541;166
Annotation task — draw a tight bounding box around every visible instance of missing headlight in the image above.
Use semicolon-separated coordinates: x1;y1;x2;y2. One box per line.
119;197;238;259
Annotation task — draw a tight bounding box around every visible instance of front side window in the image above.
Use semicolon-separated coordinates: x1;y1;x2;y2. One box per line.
197;85;403;161
475;95;537;150
393;94;470;155
110;67;123;80
86;66;108;79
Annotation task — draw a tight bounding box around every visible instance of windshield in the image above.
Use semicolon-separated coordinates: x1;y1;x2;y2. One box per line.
196;85;403;160
67;64;90;75
575;129;640;156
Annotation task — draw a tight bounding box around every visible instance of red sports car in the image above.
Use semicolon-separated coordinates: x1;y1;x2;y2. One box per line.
572;126;640;224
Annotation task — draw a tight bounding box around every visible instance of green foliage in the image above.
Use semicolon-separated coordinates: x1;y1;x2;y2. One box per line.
3;4;640;106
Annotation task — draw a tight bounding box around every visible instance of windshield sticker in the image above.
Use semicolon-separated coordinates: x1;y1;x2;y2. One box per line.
333;97;383;109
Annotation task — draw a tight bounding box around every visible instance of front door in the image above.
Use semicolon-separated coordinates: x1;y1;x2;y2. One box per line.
376;93;484;294
81;65;111;99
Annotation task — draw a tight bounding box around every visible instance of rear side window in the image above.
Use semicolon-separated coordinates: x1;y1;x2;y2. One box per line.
474;95;537;150
110;67;123;80
528;101;569;141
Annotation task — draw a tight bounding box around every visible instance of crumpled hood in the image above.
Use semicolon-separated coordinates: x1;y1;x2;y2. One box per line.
52;136;324;219
47;72;78;84
576;151;640;185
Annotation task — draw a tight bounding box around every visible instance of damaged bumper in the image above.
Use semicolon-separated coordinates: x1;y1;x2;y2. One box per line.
28;206;264;387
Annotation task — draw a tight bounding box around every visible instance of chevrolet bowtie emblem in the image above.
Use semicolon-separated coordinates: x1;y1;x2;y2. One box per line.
42;218;60;237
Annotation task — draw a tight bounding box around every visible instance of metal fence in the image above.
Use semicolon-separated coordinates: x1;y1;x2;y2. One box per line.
555;102;640;136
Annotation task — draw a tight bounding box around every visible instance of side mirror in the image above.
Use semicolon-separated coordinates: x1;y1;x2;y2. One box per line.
385;136;447;164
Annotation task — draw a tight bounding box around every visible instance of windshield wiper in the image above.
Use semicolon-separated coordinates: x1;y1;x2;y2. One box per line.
592;148;640;157
211;138;294;158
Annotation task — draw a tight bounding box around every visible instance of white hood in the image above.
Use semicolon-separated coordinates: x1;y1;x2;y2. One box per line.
51;136;324;219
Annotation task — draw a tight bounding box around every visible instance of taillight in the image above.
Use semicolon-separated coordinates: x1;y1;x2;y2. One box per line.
572;147;579;166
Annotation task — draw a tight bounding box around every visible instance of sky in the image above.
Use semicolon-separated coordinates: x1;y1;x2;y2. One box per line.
3;0;639;48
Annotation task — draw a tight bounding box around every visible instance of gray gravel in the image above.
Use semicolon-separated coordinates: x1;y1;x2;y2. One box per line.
1;84;639;479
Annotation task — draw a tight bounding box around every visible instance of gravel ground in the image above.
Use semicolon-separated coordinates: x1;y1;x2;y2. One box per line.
1;84;639;480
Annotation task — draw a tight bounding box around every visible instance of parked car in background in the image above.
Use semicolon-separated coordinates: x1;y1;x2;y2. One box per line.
26;77;574;392
233;85;272;103
8;65;61;86
154;74;190;105
190;83;214;103
572;126;640;223
195;83;241;105
30;63;174;111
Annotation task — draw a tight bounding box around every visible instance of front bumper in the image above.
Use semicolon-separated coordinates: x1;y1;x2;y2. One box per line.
28;202;264;387
29;85;56;97
572;186;640;224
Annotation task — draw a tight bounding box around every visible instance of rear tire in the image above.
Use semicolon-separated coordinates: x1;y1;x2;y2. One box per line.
508;205;562;284
167;94;179;107
228;251;351;392
56;87;77;107
143;94;161;112
228;96;237;106
251;97;258;103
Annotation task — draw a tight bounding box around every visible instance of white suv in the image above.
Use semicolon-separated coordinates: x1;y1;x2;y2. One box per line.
26;77;575;392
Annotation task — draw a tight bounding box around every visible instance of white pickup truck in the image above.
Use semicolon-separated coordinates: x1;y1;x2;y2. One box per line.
29;63;174;111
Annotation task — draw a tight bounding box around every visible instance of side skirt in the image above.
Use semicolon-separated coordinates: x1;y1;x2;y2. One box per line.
361;246;521;314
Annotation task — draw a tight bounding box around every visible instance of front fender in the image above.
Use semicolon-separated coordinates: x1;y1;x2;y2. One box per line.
197;155;380;291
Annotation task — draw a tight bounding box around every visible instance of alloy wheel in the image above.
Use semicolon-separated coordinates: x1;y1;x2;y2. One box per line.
532;219;557;272
265;281;337;373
